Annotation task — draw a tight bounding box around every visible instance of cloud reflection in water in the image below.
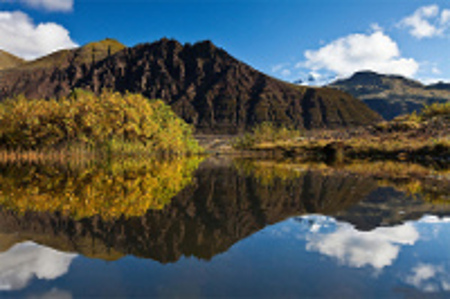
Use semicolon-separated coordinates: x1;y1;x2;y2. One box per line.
0;241;77;291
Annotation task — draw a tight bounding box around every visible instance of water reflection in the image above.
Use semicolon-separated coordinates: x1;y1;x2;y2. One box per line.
404;263;450;293
0;242;76;291
298;216;419;269
0;158;448;297
0;158;384;262
0;157;202;219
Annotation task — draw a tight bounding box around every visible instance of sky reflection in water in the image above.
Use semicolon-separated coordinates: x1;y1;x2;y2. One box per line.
0;159;448;298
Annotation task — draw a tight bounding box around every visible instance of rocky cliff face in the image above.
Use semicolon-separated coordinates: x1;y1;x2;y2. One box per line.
329;71;450;120
0;39;381;133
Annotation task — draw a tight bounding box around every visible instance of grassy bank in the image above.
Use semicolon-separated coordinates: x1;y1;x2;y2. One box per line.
232;103;449;165
0;90;202;159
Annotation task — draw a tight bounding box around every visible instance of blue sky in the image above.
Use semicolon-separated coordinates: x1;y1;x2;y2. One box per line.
0;0;449;84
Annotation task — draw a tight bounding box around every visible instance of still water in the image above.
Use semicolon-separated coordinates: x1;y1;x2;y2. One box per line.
0;158;449;298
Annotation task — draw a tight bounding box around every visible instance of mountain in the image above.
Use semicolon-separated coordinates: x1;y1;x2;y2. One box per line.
427;82;450;91
0;50;24;70
329;71;450;120
0;39;381;133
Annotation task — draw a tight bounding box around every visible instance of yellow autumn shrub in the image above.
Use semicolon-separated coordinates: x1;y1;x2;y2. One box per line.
0;90;201;155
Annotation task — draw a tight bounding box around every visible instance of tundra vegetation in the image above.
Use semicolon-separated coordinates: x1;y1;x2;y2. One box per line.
232;103;449;165
0;90;202;158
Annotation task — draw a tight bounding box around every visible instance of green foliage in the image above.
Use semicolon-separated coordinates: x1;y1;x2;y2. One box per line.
0;90;202;155
232;122;302;149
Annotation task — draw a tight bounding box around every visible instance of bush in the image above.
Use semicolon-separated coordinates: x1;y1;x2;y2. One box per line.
421;102;450;119
0;90;202;155
232;122;301;149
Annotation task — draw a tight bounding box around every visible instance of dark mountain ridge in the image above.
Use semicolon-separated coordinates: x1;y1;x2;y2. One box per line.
329;71;450;120
0;39;381;133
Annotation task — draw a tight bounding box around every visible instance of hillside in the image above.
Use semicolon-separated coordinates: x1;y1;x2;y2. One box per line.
329;71;450;120
14;38;126;70
0;50;24;70
0;39;381;133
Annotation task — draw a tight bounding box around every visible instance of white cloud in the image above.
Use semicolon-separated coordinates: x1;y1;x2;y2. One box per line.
302;216;419;269
399;5;450;39
280;69;291;77
22;0;73;12
0;10;78;59
441;9;450;25
0;0;73;12
271;62;293;79
370;23;383;32
404;263;450;293
0;241;77;291
301;31;419;78
271;63;287;73
432;66;441;75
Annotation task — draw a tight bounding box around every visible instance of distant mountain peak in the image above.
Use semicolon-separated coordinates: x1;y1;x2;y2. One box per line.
329;70;450;120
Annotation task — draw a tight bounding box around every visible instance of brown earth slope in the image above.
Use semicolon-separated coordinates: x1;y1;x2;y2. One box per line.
0;50;24;71
0;39;381;133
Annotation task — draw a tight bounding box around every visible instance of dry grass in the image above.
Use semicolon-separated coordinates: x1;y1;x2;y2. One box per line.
0;143;95;164
233;104;449;164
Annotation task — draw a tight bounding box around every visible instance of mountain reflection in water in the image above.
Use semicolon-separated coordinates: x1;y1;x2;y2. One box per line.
0;158;448;298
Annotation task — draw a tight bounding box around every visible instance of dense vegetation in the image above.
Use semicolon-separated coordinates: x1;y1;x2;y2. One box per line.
0;157;202;220
0;90;201;155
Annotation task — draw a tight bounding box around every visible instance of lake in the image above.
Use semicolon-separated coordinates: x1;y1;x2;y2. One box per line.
0;157;449;298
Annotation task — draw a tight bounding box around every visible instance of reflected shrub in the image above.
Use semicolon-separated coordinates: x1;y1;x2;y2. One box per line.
0;157;202;220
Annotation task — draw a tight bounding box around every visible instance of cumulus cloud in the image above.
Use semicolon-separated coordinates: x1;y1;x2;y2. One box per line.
399;5;450;39
301;30;419;78
0;10;78;59
301;216;419;269
271;63;292;78
0;0;73;12
0;241;77;291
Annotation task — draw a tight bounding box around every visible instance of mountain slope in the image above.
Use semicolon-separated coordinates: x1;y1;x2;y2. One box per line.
0;39;381;133
329;71;450;120
0;50;24;70
14;38;126;70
